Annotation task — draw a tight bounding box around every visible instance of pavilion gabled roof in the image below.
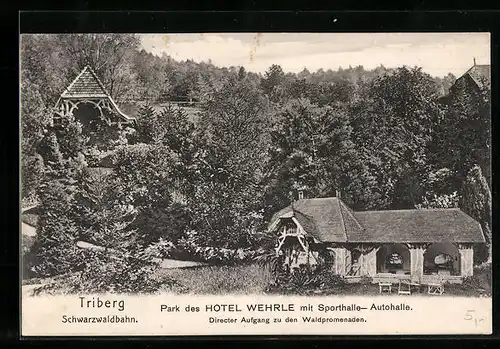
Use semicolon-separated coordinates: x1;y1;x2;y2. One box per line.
55;65;136;125
61;65;109;99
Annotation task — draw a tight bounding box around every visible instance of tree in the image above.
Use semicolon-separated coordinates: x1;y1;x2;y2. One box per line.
416;168;459;209
350;67;443;209
261;64;286;102
70;167;160;293
238;66;247;80
56;34;140;100
188;77;272;248
132;49;168;102
266;98;378;213
30;179;84;277
20;76;51;198
111;143;189;245
20;35;70;106
21;34;140;105
432;73;491;187
459;165;492;263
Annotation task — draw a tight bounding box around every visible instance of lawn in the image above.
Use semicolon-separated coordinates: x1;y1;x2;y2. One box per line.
155;262;492;297
156;263;273;295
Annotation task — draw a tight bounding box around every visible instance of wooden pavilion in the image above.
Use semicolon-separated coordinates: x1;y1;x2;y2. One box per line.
269;197;485;284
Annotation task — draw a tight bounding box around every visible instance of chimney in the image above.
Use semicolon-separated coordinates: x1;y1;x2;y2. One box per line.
473;57;476;66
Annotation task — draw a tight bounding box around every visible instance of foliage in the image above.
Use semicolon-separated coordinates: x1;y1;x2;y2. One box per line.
416;192;459;209
20;77;51;198
64;249;161;294
70;167;160;293
350;67;444;209
460;165;492;262
21;234;37;279
176;231;263;264
266;98;378;212
31;180;85;277
432;75;491;185
261;64;287;102
186;77;272;248
22;35;491;295
265;266;347;295
111;139;189;245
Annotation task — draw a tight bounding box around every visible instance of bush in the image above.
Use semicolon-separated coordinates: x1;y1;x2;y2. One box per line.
31;216;87;278
359;275;373;285
63;249;161;294
265;266;346;295
462;275;481;290
175;232;261;264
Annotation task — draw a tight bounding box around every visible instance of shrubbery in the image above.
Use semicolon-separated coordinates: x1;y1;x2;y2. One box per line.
265;265;347;295
64;249;161;294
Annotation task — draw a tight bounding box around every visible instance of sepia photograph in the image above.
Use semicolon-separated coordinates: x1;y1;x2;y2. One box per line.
20;32;492;335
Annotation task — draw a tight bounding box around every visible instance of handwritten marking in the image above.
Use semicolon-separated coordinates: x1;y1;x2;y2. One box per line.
464;309;486;327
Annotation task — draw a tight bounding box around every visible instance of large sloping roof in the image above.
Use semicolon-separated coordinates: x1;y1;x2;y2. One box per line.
352;208;485;243
462;64;491;90
61;65;109;98
269;198;485;243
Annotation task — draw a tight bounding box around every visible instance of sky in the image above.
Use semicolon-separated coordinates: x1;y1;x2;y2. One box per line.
139;33;490;78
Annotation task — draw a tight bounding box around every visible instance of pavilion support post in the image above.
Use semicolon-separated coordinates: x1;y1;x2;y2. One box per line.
335;247;347;276
458;243;474;277
364;246;379;277
409;244;425;280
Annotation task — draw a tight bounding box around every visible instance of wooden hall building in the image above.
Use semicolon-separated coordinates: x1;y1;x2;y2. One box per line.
268;197;485;284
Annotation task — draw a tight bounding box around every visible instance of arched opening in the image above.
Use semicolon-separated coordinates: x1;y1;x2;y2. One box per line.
424;242;460;276
376;244;411;275
73;101;102;129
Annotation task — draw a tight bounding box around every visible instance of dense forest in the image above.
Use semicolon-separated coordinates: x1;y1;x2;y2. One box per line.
21;34;491;293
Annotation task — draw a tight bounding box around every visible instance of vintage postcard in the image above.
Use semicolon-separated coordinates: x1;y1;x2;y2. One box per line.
20;32;492;336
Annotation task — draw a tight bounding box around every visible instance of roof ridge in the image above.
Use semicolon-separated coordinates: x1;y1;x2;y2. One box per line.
334;198;348;242
84;65;111;96
355;207;461;213
296;197;338;201
293;208;314;221
339;199;365;232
